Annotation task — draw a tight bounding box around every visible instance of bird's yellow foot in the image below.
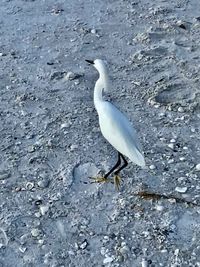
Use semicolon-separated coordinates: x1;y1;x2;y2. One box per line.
113;175;121;190
89;176;110;184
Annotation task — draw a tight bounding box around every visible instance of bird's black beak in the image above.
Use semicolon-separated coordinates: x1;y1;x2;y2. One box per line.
85;59;94;65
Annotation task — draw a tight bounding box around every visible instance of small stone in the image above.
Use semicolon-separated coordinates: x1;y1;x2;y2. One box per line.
26;182;34;190
179;157;185;161
178;177;185;182
38;239;44;245
27;145;35;153
19;246;27;253
20;234;28;245
91;29;97;34
170;139;176;143
35;200;42;206
168;143;174;150
39;205;49;216
100;247;106;255
79;240;88;250
141;258;148;267
154;104;160;108
195;164;200;171
155;204;164;211
74;243;79;250
168;159;174;164
178;106;184;113
149;164;156;170
31;228;41;237
37;179;50;188
103;256;114;264
34;212;41;218
119;245;129;255
15;187;21;192
68;250;75;256
60;123;68;129
175;187;188;193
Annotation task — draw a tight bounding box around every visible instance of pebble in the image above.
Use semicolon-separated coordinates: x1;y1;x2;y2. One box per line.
68;250;75;256
37;178;50;188
154;104;160;109
19;246;27;253
20;234;29;245
34;212;41;218
91;28;97;34
178;106;184;113
103;256;114;264
39;205;49;215
60;123;69;129
175;187;188;193
168;143;174;150
31;228;41;237
195;164;200;171
103;235;110;242
26;182;34;190
149;164;156;170
15;186;21;192
155;204;164;211
170;139;176;143
178;177;185;182
79;240;88;250
27;145;35;153
119;244;129;256
141;258;148;267
38;239;44;245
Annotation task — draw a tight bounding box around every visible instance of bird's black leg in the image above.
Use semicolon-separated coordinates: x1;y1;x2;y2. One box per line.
114;153;128;175
104;152;121;178
112;153;128;190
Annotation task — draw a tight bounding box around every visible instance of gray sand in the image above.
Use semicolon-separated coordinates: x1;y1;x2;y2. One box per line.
0;0;200;266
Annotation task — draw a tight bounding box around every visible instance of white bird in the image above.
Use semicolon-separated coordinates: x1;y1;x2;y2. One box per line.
86;59;145;189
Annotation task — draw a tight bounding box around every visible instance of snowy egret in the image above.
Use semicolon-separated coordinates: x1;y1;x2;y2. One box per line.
86;59;145;189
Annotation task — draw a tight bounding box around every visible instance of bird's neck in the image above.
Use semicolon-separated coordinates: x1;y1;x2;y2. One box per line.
94;73;109;110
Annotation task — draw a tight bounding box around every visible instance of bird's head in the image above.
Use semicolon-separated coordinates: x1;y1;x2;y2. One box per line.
85;59;107;76
85;58;110;92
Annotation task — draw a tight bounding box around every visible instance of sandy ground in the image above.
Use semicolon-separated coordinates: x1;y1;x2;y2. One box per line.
0;0;200;266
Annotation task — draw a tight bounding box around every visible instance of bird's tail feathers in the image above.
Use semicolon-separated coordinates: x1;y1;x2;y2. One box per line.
128;148;146;168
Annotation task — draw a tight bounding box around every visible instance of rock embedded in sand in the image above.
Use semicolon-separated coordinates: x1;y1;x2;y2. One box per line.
31;228;41;238
103;256;114;264
195;164;200;171
175;187;188;193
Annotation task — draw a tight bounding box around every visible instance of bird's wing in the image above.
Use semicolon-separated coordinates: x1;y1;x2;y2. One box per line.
98;102;145;166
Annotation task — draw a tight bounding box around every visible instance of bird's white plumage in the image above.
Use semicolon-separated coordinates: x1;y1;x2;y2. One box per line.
91;59;145;167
